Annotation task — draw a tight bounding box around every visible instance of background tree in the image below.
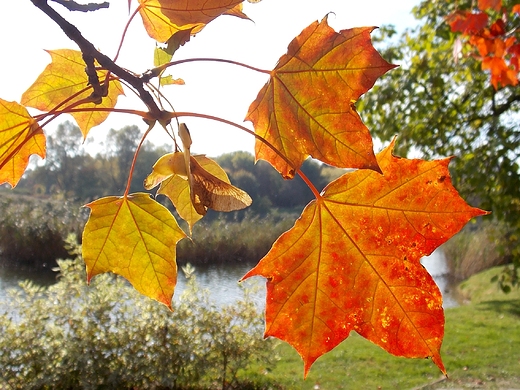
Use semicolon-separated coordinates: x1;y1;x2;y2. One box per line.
359;0;520;286
0;0;487;375
21;121;103;199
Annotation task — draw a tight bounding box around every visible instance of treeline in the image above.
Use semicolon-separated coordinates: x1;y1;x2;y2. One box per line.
1;122;345;270
15;121;344;214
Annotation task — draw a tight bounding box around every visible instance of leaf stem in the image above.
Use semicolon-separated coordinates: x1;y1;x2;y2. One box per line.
168;112;323;200
142;58;270;82
296;168;322;200
37;107;153;122
124;121;155;196
113;5;141;63
30;0;163;118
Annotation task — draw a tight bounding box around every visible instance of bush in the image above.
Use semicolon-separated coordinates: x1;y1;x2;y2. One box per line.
442;218;512;282
0;192;86;270
177;210;298;265
0;239;278;389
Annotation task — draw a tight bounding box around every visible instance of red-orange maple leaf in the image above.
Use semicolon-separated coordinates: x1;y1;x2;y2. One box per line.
247;17;395;179
482;56;518;88
242;140;487;376
448;11;489;34
478;0;502;12
448;3;519;89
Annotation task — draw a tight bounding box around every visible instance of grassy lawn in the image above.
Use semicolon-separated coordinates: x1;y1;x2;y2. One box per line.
244;266;520;389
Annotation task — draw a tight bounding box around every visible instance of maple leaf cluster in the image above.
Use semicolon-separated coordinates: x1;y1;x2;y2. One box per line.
448;0;520;89
0;0;488;378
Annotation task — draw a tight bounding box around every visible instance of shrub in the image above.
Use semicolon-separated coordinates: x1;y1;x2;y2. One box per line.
442;218;512;282
177;210;298;265
0;193;86;270
0;239;278;389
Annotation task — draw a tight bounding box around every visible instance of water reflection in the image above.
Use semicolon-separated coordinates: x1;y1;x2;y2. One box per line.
175;248;458;309
174;262;266;307
1;249;457;309
421;249;458;308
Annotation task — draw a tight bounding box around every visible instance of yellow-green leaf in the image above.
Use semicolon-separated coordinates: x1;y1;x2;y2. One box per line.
154;28;193;67
21;49;124;138
159;75;185;86
0;99;46;187
82;193;186;308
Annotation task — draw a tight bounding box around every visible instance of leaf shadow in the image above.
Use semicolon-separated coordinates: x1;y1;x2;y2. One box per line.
476;299;520;317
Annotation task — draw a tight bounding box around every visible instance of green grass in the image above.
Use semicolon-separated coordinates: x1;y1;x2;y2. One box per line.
458;265;520;304
243;266;520;389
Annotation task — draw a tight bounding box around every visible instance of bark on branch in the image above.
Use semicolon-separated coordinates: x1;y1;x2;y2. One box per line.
50;0;109;12
30;0;164;120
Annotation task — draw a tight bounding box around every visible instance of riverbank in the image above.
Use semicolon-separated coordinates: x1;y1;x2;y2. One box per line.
2;257;518;388
0;191;300;270
243;265;520;389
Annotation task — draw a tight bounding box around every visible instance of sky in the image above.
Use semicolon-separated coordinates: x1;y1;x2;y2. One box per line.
0;0;419;157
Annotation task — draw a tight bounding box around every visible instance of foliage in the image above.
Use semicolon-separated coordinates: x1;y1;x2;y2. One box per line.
459;264;520;303
0;239;277;389
447;0;520;89
0;192;86;269
0;0;487;376
442;218;512;281
177;210;298;265
359;0;519;291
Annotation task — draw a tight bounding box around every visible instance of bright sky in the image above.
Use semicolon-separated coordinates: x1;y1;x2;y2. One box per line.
0;0;419;156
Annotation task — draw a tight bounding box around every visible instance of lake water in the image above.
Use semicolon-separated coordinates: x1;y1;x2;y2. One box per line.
0;248;457;309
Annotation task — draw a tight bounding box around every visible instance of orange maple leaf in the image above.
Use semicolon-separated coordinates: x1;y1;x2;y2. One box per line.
247;17;396;179
242;140;487;376
0;99;46;187
21;49;124;138
138;0;248;43
482;56;519;88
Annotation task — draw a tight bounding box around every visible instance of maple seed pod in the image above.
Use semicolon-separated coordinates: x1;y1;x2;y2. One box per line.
178;123;192;149
143;152;187;190
189;156;253;215
178;123;193;185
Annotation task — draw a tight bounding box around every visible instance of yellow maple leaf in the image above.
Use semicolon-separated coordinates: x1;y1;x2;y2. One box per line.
82;193;187;308
21;49;124;138
0;99;46;187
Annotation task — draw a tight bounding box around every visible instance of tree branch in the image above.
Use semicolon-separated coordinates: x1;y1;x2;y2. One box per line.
30;0;163;120
494;92;520;117
50;0;109;12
